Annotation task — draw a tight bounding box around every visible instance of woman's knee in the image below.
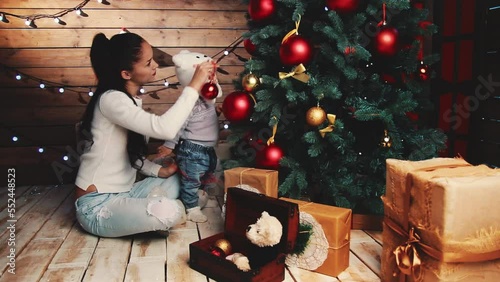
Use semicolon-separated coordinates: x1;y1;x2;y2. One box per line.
146;197;182;227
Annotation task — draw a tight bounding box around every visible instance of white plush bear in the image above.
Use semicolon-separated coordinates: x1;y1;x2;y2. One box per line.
172;50;222;100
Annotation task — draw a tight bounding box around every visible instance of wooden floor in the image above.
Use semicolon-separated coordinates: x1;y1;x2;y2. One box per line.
0;184;383;282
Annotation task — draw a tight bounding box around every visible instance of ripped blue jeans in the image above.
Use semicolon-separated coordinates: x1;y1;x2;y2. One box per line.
75;175;182;237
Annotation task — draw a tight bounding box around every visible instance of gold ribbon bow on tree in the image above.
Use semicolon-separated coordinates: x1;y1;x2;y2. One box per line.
267;116;278;145
279;63;310;83
278;16;310;84
319;114;336;137
282;16;301;44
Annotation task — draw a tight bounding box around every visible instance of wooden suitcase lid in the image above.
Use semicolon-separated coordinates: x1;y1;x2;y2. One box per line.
225;187;299;253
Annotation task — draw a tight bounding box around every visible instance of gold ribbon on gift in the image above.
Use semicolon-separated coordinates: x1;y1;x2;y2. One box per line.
385;219;424;281
385;217;500;282
279;63;310;83
319;114;336;137
239;168;255;186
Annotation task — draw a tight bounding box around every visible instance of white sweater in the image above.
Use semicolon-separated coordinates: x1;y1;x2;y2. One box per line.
75;87;199;193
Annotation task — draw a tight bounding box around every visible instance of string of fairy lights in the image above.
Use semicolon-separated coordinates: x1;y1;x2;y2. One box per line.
1;1;245;164
0;0;111;28
0;33;244;100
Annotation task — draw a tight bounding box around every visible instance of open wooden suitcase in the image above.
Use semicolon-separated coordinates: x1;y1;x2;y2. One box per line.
189;187;299;282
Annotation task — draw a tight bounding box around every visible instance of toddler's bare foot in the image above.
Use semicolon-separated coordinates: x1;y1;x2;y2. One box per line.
187;206;208;223
198;190;209;208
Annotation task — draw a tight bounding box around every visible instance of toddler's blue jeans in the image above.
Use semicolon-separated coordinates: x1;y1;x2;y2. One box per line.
176;139;217;209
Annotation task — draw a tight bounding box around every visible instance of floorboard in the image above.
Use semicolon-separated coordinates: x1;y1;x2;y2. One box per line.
0;184;382;281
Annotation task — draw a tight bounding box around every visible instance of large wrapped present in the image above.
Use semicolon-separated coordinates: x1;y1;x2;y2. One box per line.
224;167;278;198
190;188;299;282
280;197;352;277
381;157;500;281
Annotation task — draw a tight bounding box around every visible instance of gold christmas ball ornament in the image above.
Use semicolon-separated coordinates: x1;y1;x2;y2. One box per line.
380;130;392;148
213;238;232;256
242;73;260;92
306;106;327;126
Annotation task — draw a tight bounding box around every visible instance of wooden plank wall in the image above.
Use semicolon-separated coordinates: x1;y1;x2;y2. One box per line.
0;0;248;185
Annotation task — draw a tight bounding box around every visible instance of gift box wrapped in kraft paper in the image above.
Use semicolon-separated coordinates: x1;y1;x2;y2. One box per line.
224;167;278;198
280;197;352;277
381;157;500;282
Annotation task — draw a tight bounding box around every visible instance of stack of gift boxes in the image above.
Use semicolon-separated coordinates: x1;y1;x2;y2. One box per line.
381;157;500;281
224;167;352;278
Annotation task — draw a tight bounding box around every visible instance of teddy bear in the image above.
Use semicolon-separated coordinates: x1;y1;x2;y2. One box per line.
246;211;283;247
226;211;283;271
172;49;222;101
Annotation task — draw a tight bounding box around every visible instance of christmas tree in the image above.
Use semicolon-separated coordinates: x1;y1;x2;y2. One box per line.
222;0;446;215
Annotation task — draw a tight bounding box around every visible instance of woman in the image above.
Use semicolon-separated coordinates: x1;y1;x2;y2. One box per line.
74;32;215;237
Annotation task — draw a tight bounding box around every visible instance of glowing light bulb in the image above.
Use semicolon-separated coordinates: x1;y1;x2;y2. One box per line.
76;9;88;17
12;136;18;142
39;82;46;89
53;17;66;25
38;148;44;153
139;87;145;94
59;87;65;93
63;155;69;161
88;89;94;96
0;13;9;23
164;80;169;87
25;18;37;28
15;74;21;80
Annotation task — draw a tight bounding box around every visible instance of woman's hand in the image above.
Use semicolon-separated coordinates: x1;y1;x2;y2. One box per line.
158;161;178;178
188;61;218;92
216;104;223;117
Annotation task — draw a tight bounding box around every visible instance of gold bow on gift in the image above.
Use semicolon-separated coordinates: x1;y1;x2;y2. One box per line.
319;114;336;137
279;64;310;83
393;227;423;280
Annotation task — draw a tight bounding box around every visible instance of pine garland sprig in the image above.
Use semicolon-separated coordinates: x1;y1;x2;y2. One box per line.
291;223;313;255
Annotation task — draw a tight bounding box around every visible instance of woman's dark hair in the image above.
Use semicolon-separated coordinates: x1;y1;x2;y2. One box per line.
80;32;148;170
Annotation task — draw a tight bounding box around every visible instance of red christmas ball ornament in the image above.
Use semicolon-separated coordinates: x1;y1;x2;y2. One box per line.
325;0;359;13
201;82;219;99
381;73;397;84
279;35;313;66
248;0;276;22
244;38;257;55
256;143;284;169
406;112;419;122
375;25;399;56
344;46;356;55
222;91;254;123
411;0;425;9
